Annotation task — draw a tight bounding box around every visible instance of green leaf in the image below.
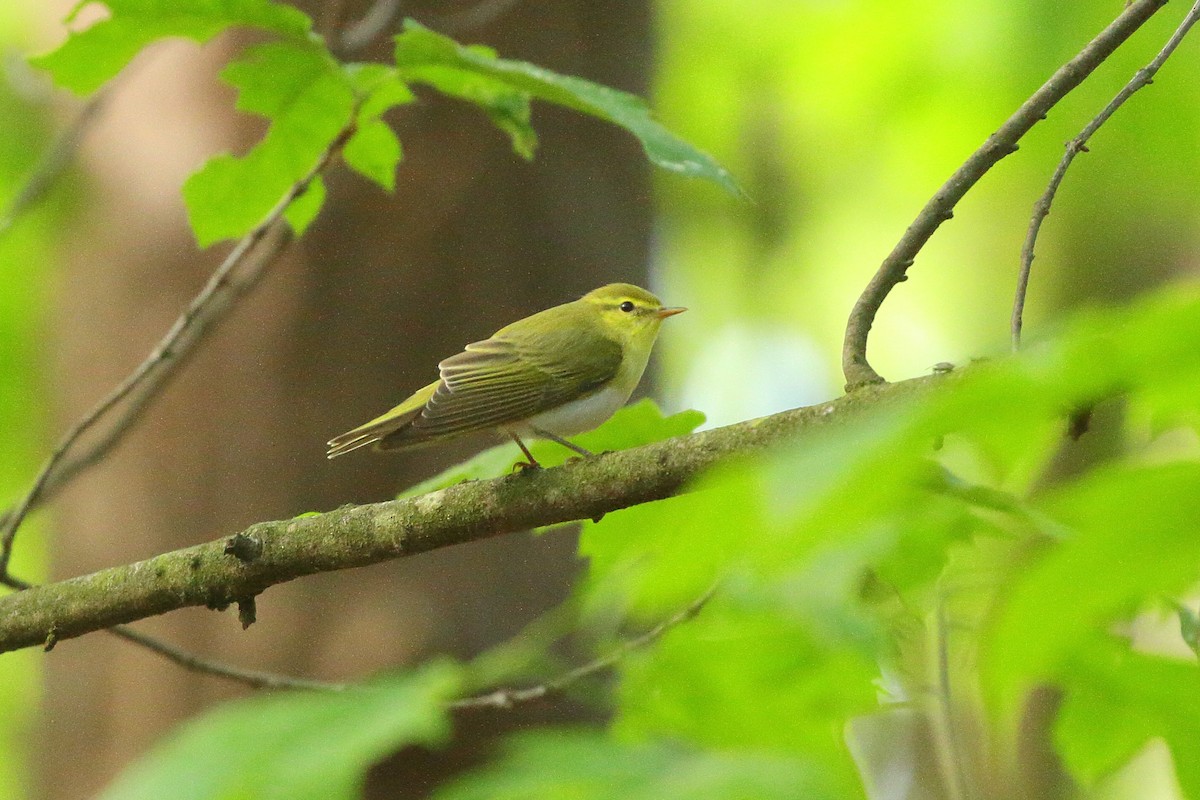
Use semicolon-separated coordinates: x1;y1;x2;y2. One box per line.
341;65;413;191
100;663;461;800
347;65;416;120
434;730;834;800
282;174;325;236
181;41;355;245
343;120;402;191
393;21;738;192
984;463;1200;705
398;399;704;499
32;0;312;95
615;598;876;790
1057;639;1200;797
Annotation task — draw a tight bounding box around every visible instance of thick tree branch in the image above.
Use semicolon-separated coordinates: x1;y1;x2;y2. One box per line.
1013;0;1200;350
0;375;940;655
841;0;1168;390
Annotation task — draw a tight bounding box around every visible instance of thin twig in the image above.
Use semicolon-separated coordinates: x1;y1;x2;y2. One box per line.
107;625;347;691
451;584;717;710
840;0;1168;390
1012;0;1200;351
0;124;354;578
80;584;711;698
0;90;108;240
429;0;525;34
338;0;403;54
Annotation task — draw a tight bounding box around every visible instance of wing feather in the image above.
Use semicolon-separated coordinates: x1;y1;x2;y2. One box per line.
396;324;623;442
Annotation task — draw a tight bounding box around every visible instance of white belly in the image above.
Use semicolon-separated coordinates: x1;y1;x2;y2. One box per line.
519;386;629;437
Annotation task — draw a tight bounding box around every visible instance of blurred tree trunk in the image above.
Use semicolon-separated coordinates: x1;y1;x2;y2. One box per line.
39;1;651;797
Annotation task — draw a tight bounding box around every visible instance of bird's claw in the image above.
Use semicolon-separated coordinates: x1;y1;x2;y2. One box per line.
512;460;541;473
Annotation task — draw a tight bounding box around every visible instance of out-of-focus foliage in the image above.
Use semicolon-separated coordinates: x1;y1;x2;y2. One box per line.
104;283;1200;799
0;7;67;800
435;730;835;800
98;663;462;800
31;0;735;247
653;0;1200;424
14;1;1200;799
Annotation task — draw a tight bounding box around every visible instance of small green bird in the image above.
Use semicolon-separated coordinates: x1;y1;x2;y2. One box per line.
326;283;686;467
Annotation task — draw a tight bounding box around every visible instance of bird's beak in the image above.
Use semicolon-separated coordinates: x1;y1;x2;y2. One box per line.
655;306;687;319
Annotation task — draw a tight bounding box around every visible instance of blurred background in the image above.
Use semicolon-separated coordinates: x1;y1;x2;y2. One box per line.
1;0;1198;798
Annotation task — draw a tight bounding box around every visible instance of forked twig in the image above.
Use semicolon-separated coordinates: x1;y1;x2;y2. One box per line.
841;0;1168;390
1013;0;1200;350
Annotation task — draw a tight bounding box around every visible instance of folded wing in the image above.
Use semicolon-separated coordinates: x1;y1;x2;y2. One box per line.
386;326;623;446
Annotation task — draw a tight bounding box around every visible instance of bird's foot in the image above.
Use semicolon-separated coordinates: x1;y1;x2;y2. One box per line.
511;459;542;473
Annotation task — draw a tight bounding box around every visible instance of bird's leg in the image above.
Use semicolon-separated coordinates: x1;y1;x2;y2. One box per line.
506;430;541;471
529;425;594;458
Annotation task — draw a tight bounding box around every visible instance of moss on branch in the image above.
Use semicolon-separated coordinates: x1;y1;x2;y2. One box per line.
0;375;940;654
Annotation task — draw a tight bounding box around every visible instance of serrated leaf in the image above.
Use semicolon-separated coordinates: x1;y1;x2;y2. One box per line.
32;0;312;95
393;21;736;192
434;730;834;800
343;120;401;191
182;41;355;245
398;399;704;499
100;662;461;800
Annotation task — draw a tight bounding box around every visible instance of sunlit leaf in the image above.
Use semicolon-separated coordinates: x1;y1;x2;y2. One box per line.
281;174;325;236
343;121;401;191
342;65;413;191
31;0;312;94
182;41;355;245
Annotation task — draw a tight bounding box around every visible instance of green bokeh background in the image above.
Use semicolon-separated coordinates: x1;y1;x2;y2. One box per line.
0;6;59;799
3;1;1199;798
653;0;1199;426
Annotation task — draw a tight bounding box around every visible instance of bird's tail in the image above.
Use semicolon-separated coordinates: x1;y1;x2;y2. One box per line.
325;380;437;459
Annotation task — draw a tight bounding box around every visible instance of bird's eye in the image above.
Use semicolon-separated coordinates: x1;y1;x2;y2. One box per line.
619;301;635;313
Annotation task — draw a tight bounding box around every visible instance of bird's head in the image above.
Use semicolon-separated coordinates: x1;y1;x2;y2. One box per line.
582;283;686;347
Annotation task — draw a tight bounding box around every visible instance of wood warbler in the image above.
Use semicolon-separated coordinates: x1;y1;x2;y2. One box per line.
326;283;685;467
